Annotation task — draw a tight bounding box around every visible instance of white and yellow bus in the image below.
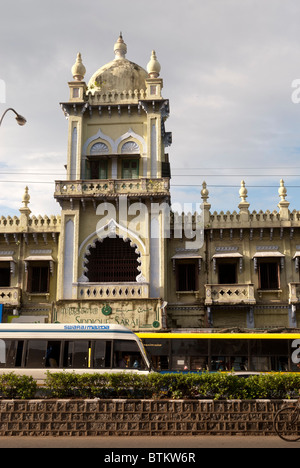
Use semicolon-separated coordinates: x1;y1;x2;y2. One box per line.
0;324;151;382
137;332;300;373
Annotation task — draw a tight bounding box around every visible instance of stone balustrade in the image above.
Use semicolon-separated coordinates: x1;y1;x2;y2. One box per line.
87;88;147;104
77;282;149;300
0;287;21;306
55;178;170;198
205;284;256;305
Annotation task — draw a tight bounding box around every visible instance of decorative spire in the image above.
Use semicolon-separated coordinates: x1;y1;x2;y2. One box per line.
71;52;86;81
114;33;127;60
22;186;30;209
278;179;287;202
239;180;248;203
238;180;250;217
147;50;161;78
201;181;209;203
19;186;31;227
278;179;290;220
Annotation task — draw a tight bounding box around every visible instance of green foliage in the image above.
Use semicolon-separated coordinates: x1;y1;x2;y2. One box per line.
1;372;300;400
0;373;37;399
42;372;300;400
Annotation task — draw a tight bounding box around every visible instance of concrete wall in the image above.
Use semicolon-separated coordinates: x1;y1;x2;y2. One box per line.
0;399;288;436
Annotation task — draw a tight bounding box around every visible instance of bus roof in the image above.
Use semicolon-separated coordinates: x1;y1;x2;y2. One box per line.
137;332;300;340
0;323;133;333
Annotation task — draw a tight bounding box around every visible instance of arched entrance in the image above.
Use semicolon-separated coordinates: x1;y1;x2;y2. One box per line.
86;237;140;282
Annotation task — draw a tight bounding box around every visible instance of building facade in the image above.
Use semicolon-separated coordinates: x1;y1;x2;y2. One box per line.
1;35;300;331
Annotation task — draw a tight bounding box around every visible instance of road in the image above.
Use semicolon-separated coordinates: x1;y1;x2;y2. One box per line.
0;436;298;449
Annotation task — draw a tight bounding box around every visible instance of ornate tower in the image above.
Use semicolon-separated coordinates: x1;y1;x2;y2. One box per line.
54;35;172;329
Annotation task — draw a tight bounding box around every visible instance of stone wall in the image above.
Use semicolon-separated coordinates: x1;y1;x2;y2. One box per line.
0;399;289;436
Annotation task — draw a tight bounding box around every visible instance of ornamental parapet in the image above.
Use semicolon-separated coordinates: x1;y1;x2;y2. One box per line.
76;282;150;300
0;215;61;233
54;178;170;199
0;287;21;306
205;284;256;306
86;88;147;105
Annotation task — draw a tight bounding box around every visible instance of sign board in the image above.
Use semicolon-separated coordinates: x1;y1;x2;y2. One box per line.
52;299;162;331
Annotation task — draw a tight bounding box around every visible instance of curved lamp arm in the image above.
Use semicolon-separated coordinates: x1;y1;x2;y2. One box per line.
0;108;27;127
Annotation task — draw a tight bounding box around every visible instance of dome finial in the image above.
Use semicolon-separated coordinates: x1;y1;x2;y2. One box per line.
239;180;248;203
114;33;127;60
71;52;86;81
22;186;30;208
278;179;287;202
147;50;161;78
201;181;209;202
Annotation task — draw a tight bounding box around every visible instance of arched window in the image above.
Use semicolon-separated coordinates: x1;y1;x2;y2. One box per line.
86;237;139;282
90;142;109;154
121;141;139;154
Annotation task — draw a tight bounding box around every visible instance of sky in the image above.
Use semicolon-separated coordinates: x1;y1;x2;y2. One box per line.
1;0;300;217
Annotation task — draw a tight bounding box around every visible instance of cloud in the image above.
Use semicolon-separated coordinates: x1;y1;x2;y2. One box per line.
1;0;300;215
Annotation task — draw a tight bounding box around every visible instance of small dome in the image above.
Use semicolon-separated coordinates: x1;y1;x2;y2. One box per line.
71;52;86;81
147;50;161;78
87;34;148;93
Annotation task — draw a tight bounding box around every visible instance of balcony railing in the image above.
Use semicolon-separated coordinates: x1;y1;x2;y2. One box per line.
289;282;300;304
76;282;150;300
205;284;256;306
54;178;170;199
0;287;21;306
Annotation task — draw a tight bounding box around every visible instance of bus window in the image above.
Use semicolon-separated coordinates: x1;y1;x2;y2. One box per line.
250;339;289;372
142;339;170;371
93;340;112;368
15;341;24;367
171;339;208;371
211;339;248;371
63;341;89;368
45;341;61;368
113;340;147;370
0;340;23;368
25;340;47;368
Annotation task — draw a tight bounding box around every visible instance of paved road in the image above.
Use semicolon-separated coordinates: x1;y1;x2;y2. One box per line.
0;436;298;448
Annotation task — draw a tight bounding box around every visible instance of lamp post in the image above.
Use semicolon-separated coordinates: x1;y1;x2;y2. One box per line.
0;108;27;127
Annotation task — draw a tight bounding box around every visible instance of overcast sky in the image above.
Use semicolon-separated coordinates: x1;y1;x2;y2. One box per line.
1;0;300;217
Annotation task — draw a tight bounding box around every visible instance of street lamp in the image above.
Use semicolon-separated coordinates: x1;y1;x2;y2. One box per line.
0;108;27;127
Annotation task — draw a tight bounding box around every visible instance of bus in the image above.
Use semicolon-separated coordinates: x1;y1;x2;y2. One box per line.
137;332;300;373
0;324;151;382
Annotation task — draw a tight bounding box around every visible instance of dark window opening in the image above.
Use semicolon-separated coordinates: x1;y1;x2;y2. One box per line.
176;263;197;291
86;159;108;179
259;262;280;290
27;265;50;294
218;263;237;284
161;161;171;178
87;237;139;283
0;265;10;287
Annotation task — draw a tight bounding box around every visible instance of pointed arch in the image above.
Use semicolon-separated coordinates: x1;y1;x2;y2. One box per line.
78;219;146;283
115;128;146;154
85;236;140;282
82;127;146;154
